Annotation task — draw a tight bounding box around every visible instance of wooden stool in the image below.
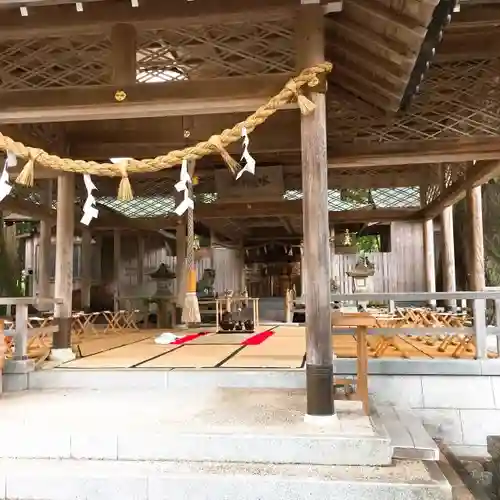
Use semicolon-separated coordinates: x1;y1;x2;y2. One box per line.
332;312;377;415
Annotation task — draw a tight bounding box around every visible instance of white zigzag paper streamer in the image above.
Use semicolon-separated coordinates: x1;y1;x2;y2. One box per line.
0;159;12;202
174;159;194;216
81;174;99;225
236;127;256;180
0;151;17;202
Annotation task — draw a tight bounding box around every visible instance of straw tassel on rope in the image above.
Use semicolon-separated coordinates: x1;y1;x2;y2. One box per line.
285;80;316;116
117;160;133;201
208;135;240;174
15;149;42;187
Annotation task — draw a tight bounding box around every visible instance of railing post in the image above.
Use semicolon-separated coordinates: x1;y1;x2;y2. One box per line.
14;304;28;361
389;300;395;313
495;299;500;356
473;298;487;359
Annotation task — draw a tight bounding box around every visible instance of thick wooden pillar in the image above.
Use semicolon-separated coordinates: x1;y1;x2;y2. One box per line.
423;219;436;308
38;180;53;305
298;3;334;418
441;205;457;310
137;234;145;288
300;241;306;298
113;229;121;311
80;228;92;310
467;186;485;291
52;173;75;356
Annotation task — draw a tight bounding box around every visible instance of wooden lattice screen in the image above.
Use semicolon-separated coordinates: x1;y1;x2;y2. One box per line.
327;58;500;145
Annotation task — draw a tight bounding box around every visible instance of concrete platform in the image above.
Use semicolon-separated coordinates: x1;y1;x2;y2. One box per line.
0;458;452;500
0;388;392;466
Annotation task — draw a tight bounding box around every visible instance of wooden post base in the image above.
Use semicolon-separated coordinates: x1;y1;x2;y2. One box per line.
53;317;71;349
305;363;334;416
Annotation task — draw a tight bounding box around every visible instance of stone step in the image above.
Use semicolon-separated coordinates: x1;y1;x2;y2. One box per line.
0;458;453;500
0;387;393;466
0;416;392;466
376;405;440;461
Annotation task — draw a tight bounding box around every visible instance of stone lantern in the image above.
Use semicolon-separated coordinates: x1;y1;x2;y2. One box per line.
346;257;375;311
149;263;176;327
149;263;176;297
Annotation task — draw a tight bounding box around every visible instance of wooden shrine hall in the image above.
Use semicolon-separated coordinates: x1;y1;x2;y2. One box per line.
1;0;500;420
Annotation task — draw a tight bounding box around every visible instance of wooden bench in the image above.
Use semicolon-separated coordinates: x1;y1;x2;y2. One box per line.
332;312;377;415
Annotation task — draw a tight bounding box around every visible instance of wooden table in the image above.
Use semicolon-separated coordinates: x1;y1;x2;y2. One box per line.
332;312;377;415
215;297;260;332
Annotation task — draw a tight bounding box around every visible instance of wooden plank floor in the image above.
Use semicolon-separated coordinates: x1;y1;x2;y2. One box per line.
56;325;498;370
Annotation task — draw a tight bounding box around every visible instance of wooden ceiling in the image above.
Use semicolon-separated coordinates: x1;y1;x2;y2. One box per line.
326;0;442;111
2;0;500;244
0;0;453;112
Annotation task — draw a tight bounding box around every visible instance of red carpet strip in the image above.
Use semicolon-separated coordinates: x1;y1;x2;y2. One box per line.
241;330;275;346
171;332;209;345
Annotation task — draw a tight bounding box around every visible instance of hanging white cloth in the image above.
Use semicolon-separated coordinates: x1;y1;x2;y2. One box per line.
0;152;17;202
174;159;194;216
80;173;99;225
236;127;256;180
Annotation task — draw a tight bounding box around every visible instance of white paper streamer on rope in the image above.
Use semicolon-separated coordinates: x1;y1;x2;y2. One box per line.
174;159;194;216
0;152;17;202
236;127;256;180
80;174;99;225
0;159;12;202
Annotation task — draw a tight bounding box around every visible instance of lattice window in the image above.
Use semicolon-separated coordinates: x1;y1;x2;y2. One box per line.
285;188;420;211
328;58;500;145
98;191;218;218
136;18;295;82
0;35;112;90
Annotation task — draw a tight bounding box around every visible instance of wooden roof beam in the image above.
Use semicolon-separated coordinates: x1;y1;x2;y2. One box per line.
0;0;296;40
447;4;500;29
0;74;295;124
342;0;427;47
0;196;55;221
164;201;418;221
437;30;500;61
132;207;417;231
421;160;500;219
326;18;415;72
329;137;500;168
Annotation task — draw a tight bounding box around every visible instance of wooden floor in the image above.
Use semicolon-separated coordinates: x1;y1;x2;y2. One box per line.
57;325;498;370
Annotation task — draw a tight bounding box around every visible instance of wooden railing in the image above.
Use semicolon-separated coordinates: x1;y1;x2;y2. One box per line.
0;297;62;362
328;291;500;360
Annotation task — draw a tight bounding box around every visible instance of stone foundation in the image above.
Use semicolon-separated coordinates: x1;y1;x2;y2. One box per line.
488;436;500;499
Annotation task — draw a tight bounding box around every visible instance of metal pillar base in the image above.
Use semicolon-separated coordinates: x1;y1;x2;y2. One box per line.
305;364;334;416
53;317;71;349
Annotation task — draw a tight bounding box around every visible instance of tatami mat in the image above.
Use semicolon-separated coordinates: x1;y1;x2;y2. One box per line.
77;332;153;357
188;333;253;345
273;326;305;337
222;346;304;368
222;334;305;368
55;324;493;371
138;345;240;368
64;338;179;368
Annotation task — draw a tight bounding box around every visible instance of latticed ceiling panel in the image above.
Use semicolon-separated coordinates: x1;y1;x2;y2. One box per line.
0;35;112;90
97;191;218;219
328;58;500;145
136;18;295;82
286;188;420;211
422;162;470;205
